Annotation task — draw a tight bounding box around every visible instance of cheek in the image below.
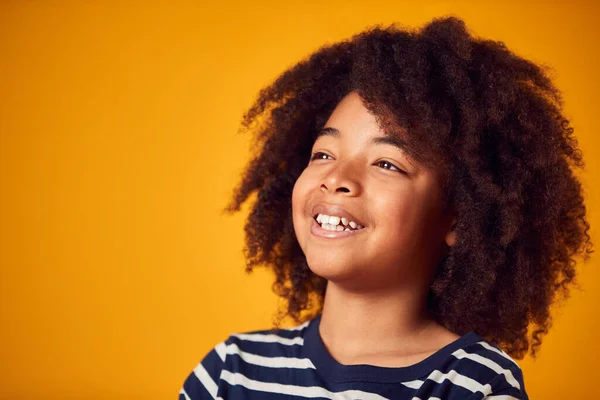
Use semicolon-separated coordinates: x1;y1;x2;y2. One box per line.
372;186;413;224
291;172;310;235
291;174;304;214
291;168;314;207
371;186;426;245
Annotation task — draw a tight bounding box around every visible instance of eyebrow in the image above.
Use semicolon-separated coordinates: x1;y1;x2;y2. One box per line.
317;126;411;153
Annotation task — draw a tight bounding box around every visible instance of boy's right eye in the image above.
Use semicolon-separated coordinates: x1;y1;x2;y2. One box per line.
310;152;332;161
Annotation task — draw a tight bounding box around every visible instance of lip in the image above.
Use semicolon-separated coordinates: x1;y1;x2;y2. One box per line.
311;203;366;227
310;218;366;238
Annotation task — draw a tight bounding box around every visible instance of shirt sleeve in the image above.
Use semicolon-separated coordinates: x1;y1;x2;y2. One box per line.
178;340;228;400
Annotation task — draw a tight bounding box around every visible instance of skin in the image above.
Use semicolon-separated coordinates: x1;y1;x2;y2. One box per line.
291;91;461;367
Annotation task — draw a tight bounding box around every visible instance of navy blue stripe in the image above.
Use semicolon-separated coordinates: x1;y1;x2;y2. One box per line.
182;368;215;399
201;347;225;384
220;370;418;399
416;377;476;400
222;358;318;387
221;384;311;400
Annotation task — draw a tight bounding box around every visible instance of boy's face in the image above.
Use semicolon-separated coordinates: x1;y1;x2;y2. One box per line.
291;91;456;292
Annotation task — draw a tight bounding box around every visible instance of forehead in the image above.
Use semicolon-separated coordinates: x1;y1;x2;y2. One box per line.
324;91;380;131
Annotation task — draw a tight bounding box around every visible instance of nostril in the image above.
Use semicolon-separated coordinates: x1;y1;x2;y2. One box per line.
336;187;350;193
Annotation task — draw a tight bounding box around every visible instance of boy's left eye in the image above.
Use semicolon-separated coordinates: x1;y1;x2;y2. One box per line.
309;152;332;161
375;160;404;173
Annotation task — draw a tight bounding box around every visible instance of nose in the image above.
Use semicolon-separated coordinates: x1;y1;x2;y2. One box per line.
320;161;362;196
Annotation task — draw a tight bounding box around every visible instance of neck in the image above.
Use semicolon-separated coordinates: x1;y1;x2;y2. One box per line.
318;281;438;362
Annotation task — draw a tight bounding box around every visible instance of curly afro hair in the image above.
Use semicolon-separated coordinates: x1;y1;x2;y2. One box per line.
224;16;593;359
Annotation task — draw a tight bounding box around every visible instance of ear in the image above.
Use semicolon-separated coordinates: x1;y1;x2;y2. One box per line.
444;217;457;247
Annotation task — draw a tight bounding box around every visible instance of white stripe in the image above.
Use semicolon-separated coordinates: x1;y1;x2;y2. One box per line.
220;370;389;399
411;398;441;400
424;369;493;396
402;379;424;389
179;388;192;400
214;342;227;361
232;332;304;346
225;343;316;369
193;364;218;399
486;396;520;399
453;349;521;390
286;320;311;331
477;341;519;366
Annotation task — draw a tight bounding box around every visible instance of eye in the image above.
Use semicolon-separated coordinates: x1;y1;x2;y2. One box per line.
309;152;333;161
375;160;405;174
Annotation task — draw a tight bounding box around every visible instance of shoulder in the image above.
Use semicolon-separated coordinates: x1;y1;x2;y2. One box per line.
444;333;529;400
223;319;312;358
179;320;312;399
187;320;313;376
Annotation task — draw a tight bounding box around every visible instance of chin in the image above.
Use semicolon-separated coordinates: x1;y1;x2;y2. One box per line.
306;257;357;282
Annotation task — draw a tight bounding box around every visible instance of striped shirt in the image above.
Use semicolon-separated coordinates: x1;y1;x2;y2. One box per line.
179;314;528;399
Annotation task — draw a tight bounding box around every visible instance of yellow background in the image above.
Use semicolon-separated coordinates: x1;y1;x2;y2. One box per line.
1;1;598;398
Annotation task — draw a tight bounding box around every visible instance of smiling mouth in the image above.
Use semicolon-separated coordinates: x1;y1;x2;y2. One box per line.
312;213;365;232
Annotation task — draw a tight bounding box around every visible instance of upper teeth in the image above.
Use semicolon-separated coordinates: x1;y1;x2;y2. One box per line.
316;214;364;231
